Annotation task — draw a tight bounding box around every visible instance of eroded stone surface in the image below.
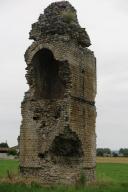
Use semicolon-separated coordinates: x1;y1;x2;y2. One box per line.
20;1;96;185
29;1;91;47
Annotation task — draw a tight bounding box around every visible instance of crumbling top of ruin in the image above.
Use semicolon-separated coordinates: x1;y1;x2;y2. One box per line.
29;1;91;47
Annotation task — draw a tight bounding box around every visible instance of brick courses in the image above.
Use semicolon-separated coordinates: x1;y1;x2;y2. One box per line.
20;1;97;184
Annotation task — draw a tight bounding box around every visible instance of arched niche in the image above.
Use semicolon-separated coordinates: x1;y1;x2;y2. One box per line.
50;131;83;159
32;48;65;99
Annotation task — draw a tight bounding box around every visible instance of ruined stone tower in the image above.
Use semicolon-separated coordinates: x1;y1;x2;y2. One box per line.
20;1;97;184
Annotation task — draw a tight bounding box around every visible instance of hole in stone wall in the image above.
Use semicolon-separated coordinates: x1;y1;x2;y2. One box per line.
53;106;61;119
38;153;45;158
33;116;40;120
50;131;83;157
38;151;48;159
32;48;65;99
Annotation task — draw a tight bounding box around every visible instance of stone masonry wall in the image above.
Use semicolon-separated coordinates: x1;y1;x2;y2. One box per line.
20;1;96;185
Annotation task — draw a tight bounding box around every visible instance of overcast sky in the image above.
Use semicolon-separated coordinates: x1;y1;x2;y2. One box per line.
0;0;128;149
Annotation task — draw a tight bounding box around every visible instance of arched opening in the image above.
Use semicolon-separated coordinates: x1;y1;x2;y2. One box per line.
50;131;83;160
32;48;65;99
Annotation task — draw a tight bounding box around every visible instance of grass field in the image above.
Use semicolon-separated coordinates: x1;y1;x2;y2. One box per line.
97;157;128;183
0;159;19;178
0;183;128;192
0;158;128;192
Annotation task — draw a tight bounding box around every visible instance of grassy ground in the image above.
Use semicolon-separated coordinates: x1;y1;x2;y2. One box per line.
0;158;128;192
0;159;19;178
0;183;128;192
97;163;128;183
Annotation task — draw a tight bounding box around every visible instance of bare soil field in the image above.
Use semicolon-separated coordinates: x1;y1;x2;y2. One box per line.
96;157;128;164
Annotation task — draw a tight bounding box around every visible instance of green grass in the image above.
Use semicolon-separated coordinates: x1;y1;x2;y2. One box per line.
0;160;128;192
97;163;128;183
0;159;19;178
0;183;128;192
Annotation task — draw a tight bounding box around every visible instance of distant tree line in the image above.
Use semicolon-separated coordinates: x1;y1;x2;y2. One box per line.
0;142;9;148
119;148;128;157
0;142;17;156
96;148;111;156
96;148;128;157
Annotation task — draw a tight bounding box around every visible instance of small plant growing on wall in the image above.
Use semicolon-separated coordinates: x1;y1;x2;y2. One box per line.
62;10;76;24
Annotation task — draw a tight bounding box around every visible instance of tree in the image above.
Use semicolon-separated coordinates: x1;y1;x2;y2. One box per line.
96;148;111;156
0;142;9;148
8;149;17;156
119;148;124;154
119;148;128;157
96;148;104;156
103;148;111;155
